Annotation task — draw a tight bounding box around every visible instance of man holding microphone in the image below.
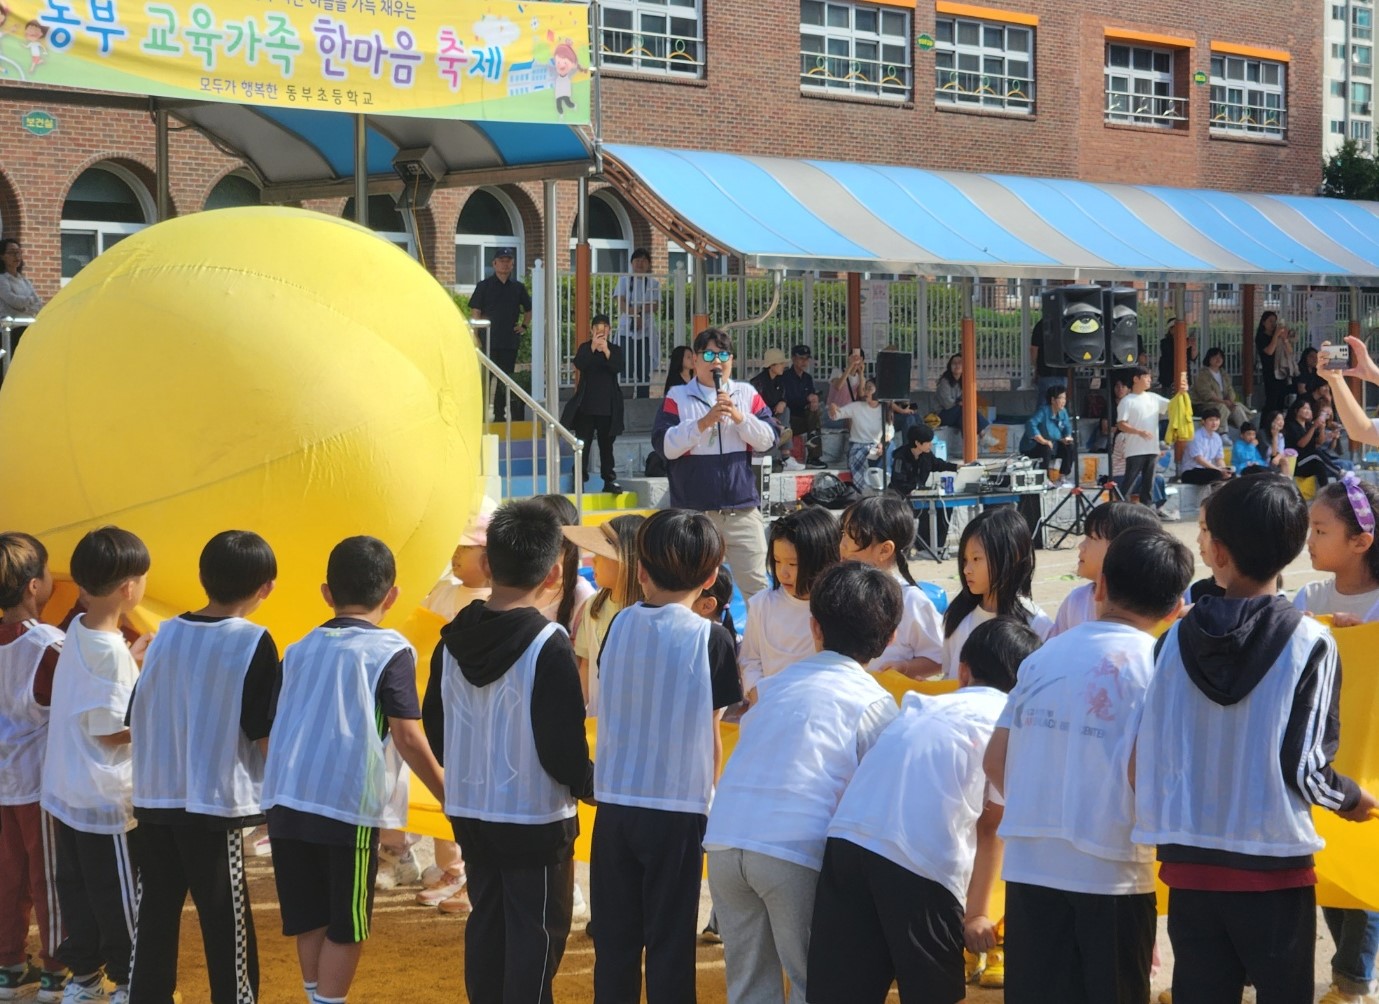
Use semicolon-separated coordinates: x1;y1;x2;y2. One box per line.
652;328;778;597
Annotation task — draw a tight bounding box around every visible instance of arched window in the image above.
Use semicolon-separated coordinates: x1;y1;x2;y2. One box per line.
455;188;523;288
341;194;415;256
205;173;262;211
60;164;153;283
570;191;633;273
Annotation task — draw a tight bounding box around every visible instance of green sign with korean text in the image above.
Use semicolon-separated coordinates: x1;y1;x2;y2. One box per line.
916;33;935;51
22;110;56;135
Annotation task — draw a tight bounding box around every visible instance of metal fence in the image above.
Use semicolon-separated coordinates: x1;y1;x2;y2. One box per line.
552;272;1379;397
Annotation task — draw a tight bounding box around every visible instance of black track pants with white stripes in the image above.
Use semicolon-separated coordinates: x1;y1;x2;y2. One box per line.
127;822;258;1004
52;821;141;985
462;853;574;1004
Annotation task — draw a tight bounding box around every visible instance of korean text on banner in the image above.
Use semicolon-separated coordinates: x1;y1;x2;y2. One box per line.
0;0;592;123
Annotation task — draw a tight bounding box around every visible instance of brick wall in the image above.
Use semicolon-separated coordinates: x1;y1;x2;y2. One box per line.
0;0;1323;297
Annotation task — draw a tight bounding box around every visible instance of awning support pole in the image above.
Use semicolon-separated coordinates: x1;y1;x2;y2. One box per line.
353;116;368;225
576;178;591;348
962;279;978;464
544;180;561;490
1350;286;1364;428
692;254;708;335
1173;285;1188;468
1241;284;1256;398
154;108;170;222
846;273;862;353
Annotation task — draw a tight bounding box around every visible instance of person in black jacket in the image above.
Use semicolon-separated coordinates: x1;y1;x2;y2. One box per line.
563;314;625;494
422;500;593;1004
889;423;959;496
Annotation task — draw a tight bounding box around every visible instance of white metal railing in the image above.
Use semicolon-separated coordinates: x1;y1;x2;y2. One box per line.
0;315;36;375
799;50;911;100
934;66;1034;112
1104;90;1188;126
476;339;584;510
597;5;704;78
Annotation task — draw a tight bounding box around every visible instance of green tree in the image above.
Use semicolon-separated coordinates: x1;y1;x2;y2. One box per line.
1322;139;1379;200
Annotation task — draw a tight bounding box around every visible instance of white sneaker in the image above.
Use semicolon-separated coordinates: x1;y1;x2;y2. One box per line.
416;870;466;906
375;848;421;889
61;978;108;1003
783;457;805;471
571;883;591;924
107;989;127;1004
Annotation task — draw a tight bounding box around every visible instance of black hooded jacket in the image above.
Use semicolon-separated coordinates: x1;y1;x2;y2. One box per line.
1153;594;1360;870
422;601;593;865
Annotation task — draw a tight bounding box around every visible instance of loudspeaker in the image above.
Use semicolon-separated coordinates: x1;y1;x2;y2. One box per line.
1040;286;1105;366
874;350;913;400
1102;287;1139;366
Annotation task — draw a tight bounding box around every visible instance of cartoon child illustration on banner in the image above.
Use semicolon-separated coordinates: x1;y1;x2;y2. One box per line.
25;20;46;72
551;35;585;117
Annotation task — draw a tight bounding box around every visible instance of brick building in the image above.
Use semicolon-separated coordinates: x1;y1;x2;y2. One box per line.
0;0;1324;302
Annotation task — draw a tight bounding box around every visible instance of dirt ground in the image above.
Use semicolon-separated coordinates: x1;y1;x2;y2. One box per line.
159;844;1340;1003
125;518;1343;1001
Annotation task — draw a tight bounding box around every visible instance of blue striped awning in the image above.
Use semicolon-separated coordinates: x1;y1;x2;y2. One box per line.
603;144;1379;285
167;103;592;197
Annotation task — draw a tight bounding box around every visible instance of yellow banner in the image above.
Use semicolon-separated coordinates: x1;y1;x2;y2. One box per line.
0;0;591;122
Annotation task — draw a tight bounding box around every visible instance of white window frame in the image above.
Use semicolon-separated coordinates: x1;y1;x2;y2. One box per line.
599;0;703;78
569;191;633;273
1104;43;1184;127
1355;5;1374;42
454;187;524;289
934;15;1035;114
667;242;730;276
59;162;153;286
1352;119;1373;142
342;194;416;257
1209;54;1287;138
799;1;912;101
1355;44;1373;80
1352;80;1373;116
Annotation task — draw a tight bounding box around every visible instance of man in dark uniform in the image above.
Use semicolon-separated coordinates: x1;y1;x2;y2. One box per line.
470;246;532;421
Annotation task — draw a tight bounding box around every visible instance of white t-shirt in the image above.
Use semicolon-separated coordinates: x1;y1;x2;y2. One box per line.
1293;579;1379;621
739;587;815;697
573;594;621;714
1049;581;1097;638
836;401;884;446
1116;392;1171;457
422;576;490;622
1180;427;1224;473
826;687;1007;905
540;576;595;629
942;600;1053;679
869;577;945;673
995;620;1158;895
613;275;661;340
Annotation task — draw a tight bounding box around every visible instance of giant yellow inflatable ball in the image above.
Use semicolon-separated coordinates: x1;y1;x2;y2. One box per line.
0;206;482;643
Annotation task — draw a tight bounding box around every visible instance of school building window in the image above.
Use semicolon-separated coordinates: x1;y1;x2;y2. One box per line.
1105;44;1185;127
455;188;524;288
1209;53;1287;138
60;164;153;284
934;14;1035;114
341;194;416;257
799;0;912;101
599;0;704;78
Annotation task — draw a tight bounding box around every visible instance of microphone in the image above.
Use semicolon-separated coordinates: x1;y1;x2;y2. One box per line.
712;368;723;393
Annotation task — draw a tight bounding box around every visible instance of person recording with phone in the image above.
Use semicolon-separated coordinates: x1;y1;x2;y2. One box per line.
1318;337;1379;451
652;328;778;597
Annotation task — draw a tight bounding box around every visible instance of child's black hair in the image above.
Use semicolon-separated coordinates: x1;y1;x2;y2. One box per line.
943;507;1037;638
638;509;724;592
0;532;48;609
199;530;277;605
767;506;840;597
839;495;919;586
1239;421;1257;435
1102;527;1195;620
531;495;582;630
1314;479;1379;586
1082;500;1162;542
591;313;611;327
325;536;396;609
1203;473;1307;583
699;564;737;637
485;500;564;590
958;617;1040;693
70;526;150;597
809;561;904;664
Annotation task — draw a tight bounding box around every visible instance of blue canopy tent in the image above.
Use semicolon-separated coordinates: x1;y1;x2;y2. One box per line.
602;143;1379;459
